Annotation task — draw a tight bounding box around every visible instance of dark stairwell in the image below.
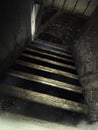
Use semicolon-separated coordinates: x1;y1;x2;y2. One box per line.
0;0;98;129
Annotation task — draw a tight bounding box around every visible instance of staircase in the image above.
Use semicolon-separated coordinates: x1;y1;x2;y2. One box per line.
0;39;88;118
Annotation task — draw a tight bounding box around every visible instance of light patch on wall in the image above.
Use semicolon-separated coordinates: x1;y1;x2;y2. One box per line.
31;4;40;39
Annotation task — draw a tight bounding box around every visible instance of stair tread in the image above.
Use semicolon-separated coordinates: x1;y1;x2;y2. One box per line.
23;49;75;66
30;43;72;58
12;62;80;86
33;39;71;54
4;75;84;103
16;59;78;80
28;44;73;60
34;39;71;51
26;47;73;63
1;84;88;114
0;39;85;115
19;55;77;74
8;70;82;93
21;53;76;70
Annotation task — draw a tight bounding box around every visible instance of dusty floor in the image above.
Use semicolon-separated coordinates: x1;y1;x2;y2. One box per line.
0;111;98;130
0;94;94;130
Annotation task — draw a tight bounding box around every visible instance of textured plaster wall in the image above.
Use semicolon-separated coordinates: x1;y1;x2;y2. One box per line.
0;0;32;75
73;7;98;122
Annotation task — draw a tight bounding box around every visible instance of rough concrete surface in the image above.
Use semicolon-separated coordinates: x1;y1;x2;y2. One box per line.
73;7;98;121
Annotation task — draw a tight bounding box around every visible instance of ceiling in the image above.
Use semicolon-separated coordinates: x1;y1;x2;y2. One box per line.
42;0;98;16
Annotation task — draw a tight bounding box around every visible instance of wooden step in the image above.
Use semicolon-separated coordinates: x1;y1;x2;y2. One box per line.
21;53;76;70
30;43;72;58
8;70;82;93
1;84;88;114
26;47;73;63
34;39;71;52
16;60;78;79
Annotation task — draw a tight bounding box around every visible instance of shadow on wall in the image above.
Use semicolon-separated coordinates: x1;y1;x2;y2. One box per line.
0;0;32;76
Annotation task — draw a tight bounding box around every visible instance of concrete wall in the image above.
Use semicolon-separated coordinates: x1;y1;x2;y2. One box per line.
0;0;32;75
73;7;98;122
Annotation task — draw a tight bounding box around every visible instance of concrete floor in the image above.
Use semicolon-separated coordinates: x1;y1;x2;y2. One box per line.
0;92;97;130
0;111;97;130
